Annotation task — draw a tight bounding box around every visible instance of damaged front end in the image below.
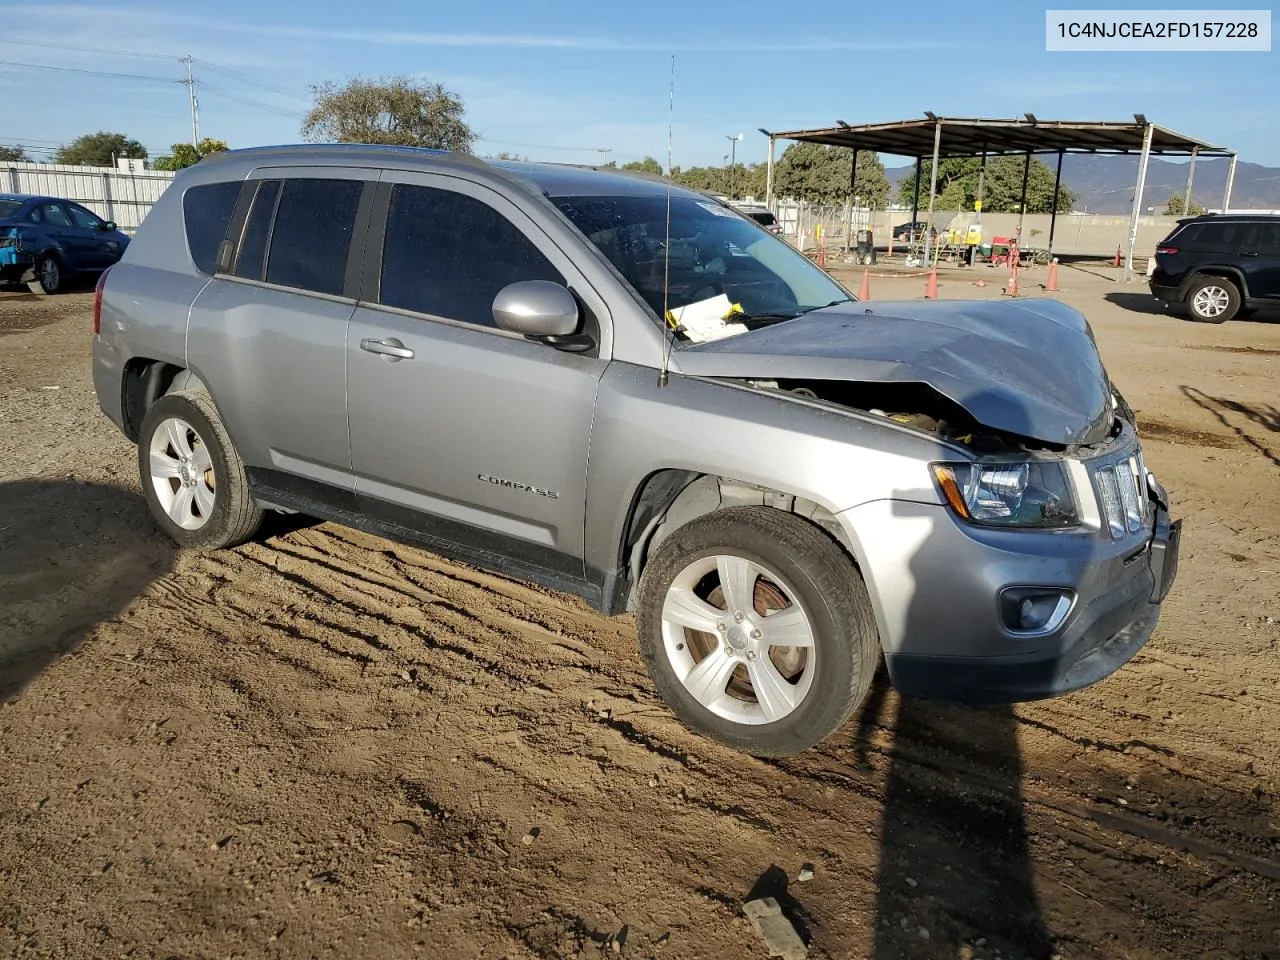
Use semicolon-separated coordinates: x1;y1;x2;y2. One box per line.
673;297;1123;449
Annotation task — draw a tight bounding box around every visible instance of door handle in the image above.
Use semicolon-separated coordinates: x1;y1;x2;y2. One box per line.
1239;251;1260;257
360;337;415;361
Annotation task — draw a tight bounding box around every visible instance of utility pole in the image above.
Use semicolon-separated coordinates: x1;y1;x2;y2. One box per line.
181;55;200;147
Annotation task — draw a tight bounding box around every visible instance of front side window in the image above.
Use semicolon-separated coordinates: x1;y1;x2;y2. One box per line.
380;184;563;327
551;194;848;339
67;204;102;230
265;178;364;296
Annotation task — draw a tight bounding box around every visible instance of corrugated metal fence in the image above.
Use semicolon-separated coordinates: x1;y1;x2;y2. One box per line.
2;162;175;232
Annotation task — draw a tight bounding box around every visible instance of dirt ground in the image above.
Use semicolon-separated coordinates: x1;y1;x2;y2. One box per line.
1;263;1277;960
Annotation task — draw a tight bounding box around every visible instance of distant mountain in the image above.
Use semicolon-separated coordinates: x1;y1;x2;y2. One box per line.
885;157;1280;214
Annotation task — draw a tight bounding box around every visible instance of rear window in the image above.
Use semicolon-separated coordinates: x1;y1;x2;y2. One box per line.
264;178;364;296
1195;221;1253;252
0;200;21;219
183;181;242;275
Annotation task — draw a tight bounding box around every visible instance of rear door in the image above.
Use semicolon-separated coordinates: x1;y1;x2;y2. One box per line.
32;202;86;268
345;173;609;589
187;169;374;501
1239;221;1280;301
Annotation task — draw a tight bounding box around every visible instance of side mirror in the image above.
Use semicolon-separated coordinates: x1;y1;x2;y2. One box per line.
101;221;117;232
492;280;594;352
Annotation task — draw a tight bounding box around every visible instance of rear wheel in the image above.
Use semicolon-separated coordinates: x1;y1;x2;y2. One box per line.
27;255;62;295
636;507;879;756
137;391;263;548
1185;276;1239;323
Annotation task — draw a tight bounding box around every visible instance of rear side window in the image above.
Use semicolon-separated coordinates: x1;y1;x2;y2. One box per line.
264;178;364;296
233;180;281;281
1198;221;1252;252
1170;223;1203;247
183;181;242;275
380;184;563;327
1253;222;1280;254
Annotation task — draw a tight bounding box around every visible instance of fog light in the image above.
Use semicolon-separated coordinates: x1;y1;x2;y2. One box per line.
999;587;1074;635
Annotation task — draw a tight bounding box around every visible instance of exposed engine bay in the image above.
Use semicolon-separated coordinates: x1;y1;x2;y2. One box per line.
742;378;1133;456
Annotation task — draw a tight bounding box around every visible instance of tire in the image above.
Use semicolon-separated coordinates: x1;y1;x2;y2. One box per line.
1184;276;1240;323
27;254;63;295
636;506;879;756
137;391;263;549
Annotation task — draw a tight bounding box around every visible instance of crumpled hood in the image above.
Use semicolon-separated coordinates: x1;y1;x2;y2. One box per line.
673;297;1114;446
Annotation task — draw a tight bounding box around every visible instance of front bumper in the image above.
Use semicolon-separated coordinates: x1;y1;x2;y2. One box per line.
842;473;1180;704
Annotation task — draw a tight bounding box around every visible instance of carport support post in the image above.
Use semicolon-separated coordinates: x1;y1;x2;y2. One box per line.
1222;153;1238;211
764;135;776;210
910;156;922;231
1047;150;1064;256
1183;146;1198;213
1016;151;1031;242
922;122;941;264
1124;122;1154;282
846;145;859;250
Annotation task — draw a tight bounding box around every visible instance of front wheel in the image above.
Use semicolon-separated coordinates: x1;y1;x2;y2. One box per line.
636;507;879;756
137;391;263;549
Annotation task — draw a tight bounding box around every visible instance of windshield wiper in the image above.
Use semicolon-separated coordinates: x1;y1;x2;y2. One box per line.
802;298;853;313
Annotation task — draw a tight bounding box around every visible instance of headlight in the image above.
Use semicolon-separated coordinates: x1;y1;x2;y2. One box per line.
932;460;1078;527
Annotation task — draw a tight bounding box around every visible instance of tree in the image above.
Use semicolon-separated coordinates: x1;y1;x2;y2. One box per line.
55;132;148;167
622;156;663;175
487;151;527;161
773;143;889;205
302;75;474;151
895;156;1076;213
0;144;30;162
1163;192;1206;216
152;138;229;171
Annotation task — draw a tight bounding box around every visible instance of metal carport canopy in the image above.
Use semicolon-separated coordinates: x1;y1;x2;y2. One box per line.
762;115;1237;281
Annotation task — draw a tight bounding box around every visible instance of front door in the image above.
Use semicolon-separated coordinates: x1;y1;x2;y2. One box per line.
1239;221;1280;301
346;174;608;591
64;203;117;268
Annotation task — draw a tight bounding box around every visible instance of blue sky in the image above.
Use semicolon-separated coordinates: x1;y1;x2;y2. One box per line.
0;0;1274;168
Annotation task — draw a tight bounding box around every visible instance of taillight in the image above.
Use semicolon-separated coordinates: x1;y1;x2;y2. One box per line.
1155;246;1178;255
92;267;110;335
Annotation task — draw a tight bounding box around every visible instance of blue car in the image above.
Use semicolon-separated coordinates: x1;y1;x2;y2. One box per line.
0;193;131;294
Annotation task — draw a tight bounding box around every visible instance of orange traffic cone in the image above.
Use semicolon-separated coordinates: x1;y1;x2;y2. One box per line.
818;243;826;269
924;269;938;299
858;270;870;300
1005;260;1019;297
1113;245;1122;267
1045;258;1060;292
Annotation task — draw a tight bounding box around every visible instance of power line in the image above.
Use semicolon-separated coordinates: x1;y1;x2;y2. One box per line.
197;60;302;100
199;84;305;120
0;60;181;84
6;37;179;61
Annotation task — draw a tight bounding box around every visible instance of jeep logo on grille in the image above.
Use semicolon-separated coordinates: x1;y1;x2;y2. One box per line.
478;474;560;500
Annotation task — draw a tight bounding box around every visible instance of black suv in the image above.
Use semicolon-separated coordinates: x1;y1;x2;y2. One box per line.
1149;214;1280;322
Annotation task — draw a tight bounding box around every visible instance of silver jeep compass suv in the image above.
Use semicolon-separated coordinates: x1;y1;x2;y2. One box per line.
92;145;1180;756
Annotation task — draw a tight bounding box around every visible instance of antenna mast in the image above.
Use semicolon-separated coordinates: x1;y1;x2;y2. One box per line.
181;55;200;147
657;54;676;388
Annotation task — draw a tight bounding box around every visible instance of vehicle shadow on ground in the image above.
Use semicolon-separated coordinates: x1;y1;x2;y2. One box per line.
864;494;1060;959
1181;385;1280;469
0;479;177;702
1103;292;1172;316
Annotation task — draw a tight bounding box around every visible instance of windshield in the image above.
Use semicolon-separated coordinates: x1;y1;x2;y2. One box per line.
0;200;22;220
551;194;848;342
